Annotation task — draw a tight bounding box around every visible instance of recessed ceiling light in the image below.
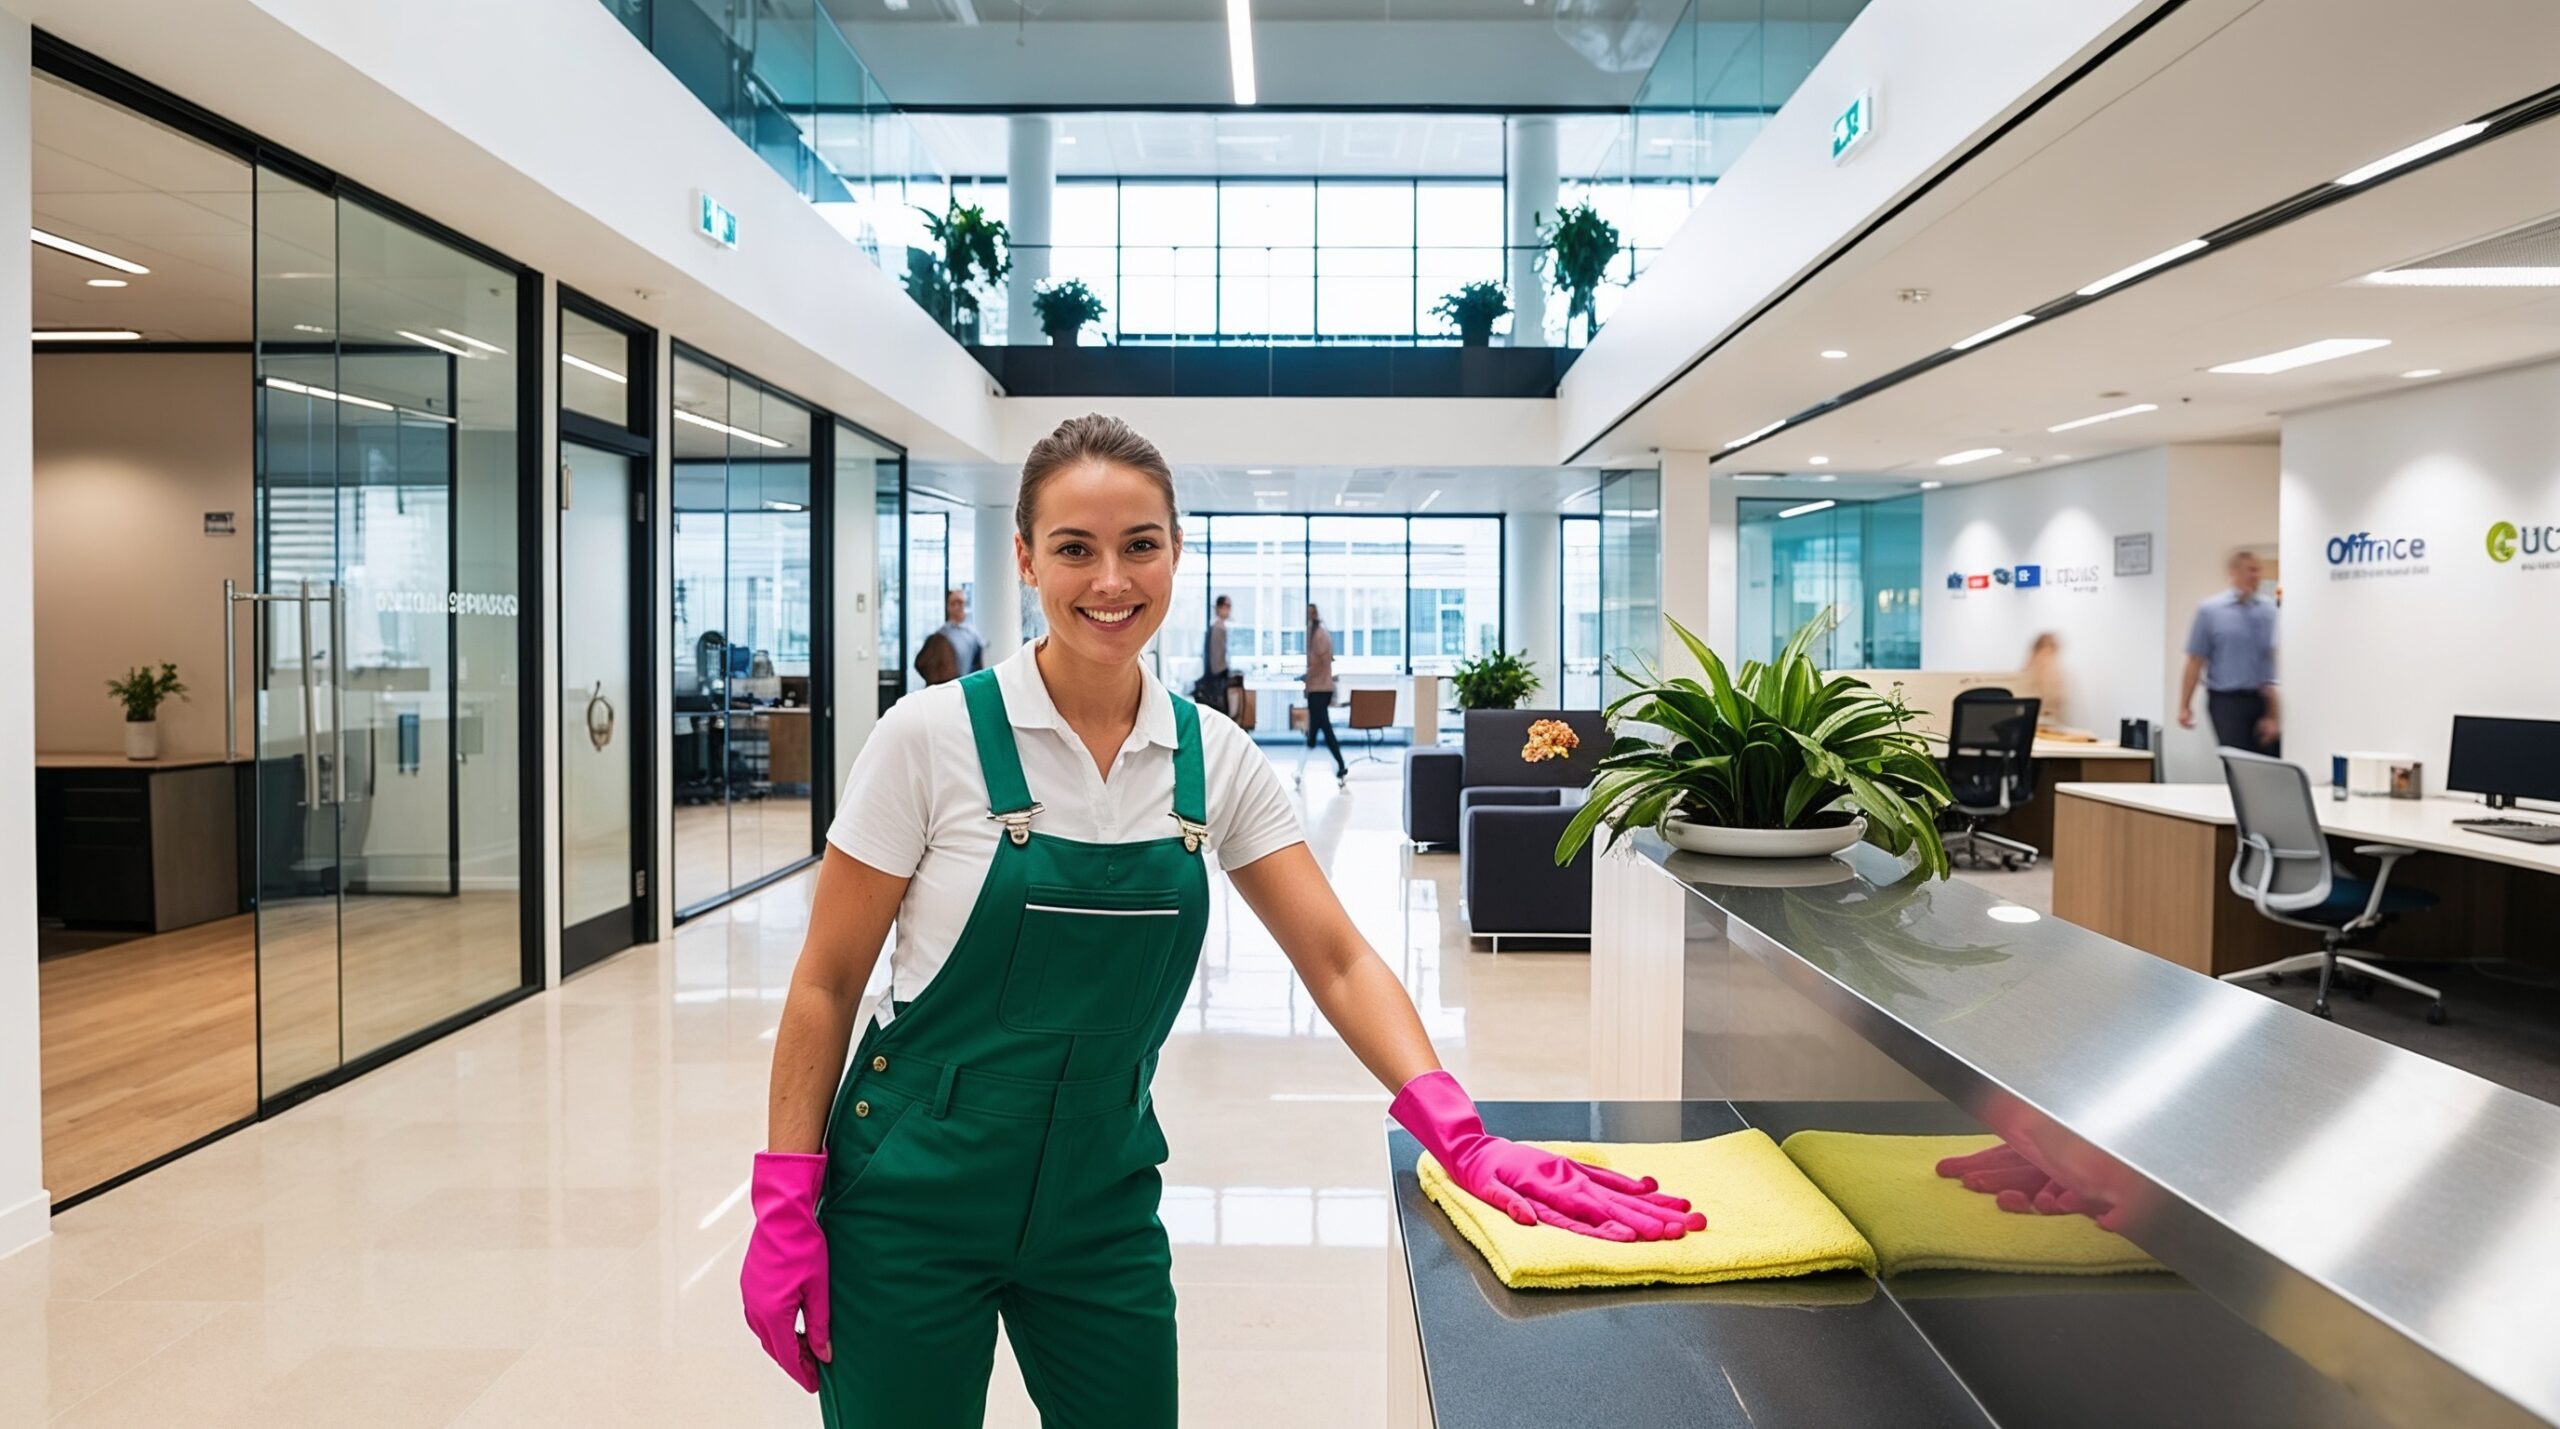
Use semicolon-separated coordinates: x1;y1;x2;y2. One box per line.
1226;0;1258;107
2400;368;2442;379
2336;122;2488;186
1807;455;1831;465
1777;499;1836;519
292;323;326;334
30;227;151;275
1730;473;1780;482
2076;239;2208;296
1722;418;1786;450
85;278;128;288
1246;468;1274;475
1950;314;2035;351
33;328;140;341
674;408;787;449
1936;447;2004;466
1810;473;1838;482
1820;349;1847;360
1918;480;1943;490
1252;488;1288;497
397;329;473;358
562;352;628;385
436;327;507;355
2046;402;2158;433
2207;338;2391;375
2364;266;2560;288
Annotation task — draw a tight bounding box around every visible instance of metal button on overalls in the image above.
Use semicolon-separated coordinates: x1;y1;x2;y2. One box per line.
815;669;1209;1429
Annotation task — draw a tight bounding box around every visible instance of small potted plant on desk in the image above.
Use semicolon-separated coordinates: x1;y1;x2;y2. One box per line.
1431;281;1510;348
108;662;187;761
1449;647;1539;711
1031;278;1108;349
1553;609;1954;873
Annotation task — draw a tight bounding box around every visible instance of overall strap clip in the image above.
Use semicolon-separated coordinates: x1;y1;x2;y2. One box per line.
991;804;1046;847
1168;812;1209;855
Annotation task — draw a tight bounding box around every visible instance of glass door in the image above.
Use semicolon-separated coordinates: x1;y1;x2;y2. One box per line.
1560;514;1601;707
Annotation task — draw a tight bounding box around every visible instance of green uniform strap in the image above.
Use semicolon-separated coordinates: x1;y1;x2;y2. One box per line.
959;670;1036;815
1171;692;1206;827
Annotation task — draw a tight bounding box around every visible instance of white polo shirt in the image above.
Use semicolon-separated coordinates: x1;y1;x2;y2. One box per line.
827;640;1305;1005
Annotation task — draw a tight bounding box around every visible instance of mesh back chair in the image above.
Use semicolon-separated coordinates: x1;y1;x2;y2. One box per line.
1347;687;1397;762
1942;690;2042;869
2219;749;2443;1023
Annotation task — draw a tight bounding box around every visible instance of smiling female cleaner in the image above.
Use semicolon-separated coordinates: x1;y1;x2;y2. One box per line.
742;415;1702;1427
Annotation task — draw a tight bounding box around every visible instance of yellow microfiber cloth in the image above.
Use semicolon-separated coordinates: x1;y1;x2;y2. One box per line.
1416;1129;1878;1291
1779;1131;2163;1278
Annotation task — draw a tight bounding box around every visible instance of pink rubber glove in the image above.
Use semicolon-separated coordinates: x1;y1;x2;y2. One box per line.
1393;1070;1707;1242
740;1151;831;1392
1936;1141;2124;1230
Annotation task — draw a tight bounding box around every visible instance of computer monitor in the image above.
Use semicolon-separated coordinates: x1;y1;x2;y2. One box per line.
2447;715;2560;809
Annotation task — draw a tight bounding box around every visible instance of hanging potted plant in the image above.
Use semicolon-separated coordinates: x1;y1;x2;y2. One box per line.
1031;277;1107;348
1430;280;1510;348
1554;609;1955;873
106;662;187;761
1538;202;1622;346
1449;648;1541;711
915;200;1011;339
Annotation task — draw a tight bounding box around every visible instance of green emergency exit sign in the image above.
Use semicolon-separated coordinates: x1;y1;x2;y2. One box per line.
696;191;739;249
1831;91;1875;163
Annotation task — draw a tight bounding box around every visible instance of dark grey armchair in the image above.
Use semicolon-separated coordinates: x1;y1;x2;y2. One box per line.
1403;707;1604;848
1463;800;1593;950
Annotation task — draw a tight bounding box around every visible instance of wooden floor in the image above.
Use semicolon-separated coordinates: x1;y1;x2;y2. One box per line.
39;891;523;1203
672;796;814;909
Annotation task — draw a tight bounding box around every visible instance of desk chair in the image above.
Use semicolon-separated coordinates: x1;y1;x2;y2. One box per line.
2218;749;2444;1023
1943;689;2041;869
1347;687;1397;762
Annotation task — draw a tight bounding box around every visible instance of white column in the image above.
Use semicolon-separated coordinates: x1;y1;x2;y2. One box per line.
1502;512;1559;697
1660;451;1716;681
1005;115;1056;346
1505;117;1558;348
974;506;1022;660
0;14;52;1258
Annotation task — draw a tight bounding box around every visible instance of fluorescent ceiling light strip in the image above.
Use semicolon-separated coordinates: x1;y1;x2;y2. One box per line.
1226;0;1258;107
674;407;787;449
2077;239;2208;296
2337;122;2488;186
1722;418;1786;450
436;327;507;355
2047;402;2158;433
1777;499;1836;519
397;329;472;358
2364;266;2560;288
33;329;140;341
1950;314;2035;351
1417;489;1443;510
909;481;971;505
1936;447;2004;466
30;227;151;275
2207;337;2390;375
562;352;629;384
262;374;452;423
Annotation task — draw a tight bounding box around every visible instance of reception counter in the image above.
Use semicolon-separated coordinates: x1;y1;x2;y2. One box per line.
1397;835;2560;1429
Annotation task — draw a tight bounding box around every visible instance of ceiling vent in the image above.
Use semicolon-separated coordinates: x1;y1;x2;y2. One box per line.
2370;212;2560;285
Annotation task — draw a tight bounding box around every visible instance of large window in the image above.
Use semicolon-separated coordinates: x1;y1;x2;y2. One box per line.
1162;514;1504;739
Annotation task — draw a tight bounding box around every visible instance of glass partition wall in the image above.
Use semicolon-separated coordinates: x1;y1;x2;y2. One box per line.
1598;469;1661;706
1735;494;1924;669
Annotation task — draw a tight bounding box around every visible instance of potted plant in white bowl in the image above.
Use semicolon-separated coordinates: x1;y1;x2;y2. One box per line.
107;662;187;761
1553;609;1953;875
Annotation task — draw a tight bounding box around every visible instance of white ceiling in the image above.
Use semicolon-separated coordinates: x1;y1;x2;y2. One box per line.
910;461;1607;514
31;72;250;342
1588;0;2560;485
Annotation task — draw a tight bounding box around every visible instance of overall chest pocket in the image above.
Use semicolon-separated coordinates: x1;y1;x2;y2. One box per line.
999;883;1182;1036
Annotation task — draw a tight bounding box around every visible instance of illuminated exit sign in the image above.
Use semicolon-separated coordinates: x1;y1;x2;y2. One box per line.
695;191;739;249
1831;90;1876;164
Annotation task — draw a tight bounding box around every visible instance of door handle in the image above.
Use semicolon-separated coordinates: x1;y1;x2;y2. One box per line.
298;578;319;809
328;580;345;807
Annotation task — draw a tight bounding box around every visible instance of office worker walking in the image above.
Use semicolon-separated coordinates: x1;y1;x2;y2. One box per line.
1193;594;1236;719
1303;603;1349;787
2178;550;2280;757
742;416;1702;1428
938;589;986;676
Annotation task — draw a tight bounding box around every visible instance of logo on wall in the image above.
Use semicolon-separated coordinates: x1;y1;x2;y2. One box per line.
1992;567;2013;586
2324;530;2428;580
1946;572;1965;590
1966;574;1990;590
2486;519;2560;569
2012;564;2042;589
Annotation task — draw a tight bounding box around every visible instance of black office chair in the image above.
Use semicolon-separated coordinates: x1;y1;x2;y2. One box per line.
1942;689;2041;869
2218;749;2443;1023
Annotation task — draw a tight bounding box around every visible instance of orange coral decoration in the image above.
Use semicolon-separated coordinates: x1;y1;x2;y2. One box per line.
1521;718;1581;763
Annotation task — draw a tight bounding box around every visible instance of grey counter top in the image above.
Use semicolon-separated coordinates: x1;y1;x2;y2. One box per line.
1626;836;2560;1429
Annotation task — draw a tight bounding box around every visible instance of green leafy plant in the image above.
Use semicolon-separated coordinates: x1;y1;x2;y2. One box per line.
1031;277;1108;345
1450;648;1541;711
1555;609;1954;877
1538;202;1622;345
900;246;954;330
107;663;187;723
1430;280;1511;347
914;200;1011;336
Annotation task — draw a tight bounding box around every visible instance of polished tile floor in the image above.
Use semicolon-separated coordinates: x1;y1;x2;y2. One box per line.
1;751;1589;1426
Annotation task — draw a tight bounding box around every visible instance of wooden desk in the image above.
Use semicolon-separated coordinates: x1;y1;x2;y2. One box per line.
2053;782;2560;975
763;706;811;790
1927;737;2156;850
35;753;247;934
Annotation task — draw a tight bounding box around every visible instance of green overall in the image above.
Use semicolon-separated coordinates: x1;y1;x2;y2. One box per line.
816;668;1209;1428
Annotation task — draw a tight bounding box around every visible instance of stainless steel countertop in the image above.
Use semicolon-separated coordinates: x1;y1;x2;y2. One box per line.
1632;834;2560;1429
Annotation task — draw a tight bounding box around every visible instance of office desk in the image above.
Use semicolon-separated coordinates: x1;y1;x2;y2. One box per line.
35;753;247;933
2052;782;2560;974
1926;737;2155;850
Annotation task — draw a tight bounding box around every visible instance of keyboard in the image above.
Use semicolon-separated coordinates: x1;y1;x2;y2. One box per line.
2454;817;2560;844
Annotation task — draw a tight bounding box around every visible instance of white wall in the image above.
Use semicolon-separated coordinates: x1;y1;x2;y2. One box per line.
996;397;1555;472
1503;514;1559;695
1;12;54;1258
2281;361;2560;795
33;354;254;757
2159;444;2280;782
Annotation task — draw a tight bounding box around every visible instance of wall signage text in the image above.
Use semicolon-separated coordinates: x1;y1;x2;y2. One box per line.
2325;530;2428;578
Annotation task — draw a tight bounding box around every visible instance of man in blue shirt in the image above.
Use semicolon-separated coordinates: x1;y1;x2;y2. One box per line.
2178;551;2280;756
922;589;984;684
